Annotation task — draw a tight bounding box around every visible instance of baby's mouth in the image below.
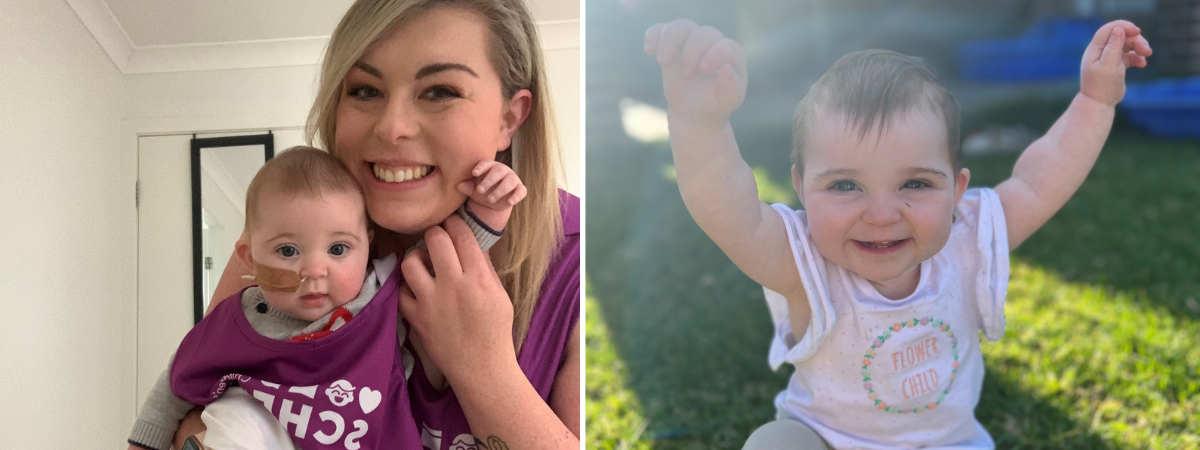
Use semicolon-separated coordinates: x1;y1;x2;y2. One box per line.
371;163;435;183
856;239;908;249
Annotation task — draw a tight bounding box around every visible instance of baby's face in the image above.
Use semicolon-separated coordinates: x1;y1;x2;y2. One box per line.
795;109;969;298
246;191;371;321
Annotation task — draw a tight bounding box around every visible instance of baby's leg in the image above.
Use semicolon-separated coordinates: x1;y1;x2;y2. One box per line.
742;419;829;450
200;387;299;450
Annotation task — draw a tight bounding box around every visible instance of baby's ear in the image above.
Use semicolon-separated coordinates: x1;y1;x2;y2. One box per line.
954;168;971;204
367;228;375;244
791;164;806;205
235;238;255;269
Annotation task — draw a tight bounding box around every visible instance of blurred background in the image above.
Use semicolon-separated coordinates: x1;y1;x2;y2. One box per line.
585;0;1200;448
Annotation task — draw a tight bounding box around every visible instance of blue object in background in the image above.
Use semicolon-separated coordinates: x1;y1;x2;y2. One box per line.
956;17;1104;82
1121;76;1200;139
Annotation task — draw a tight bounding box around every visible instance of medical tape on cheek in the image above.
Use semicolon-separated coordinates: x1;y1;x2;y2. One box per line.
240;263;307;293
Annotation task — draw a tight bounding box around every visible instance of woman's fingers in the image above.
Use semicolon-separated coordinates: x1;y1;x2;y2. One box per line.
398;283;418;318
443;214;488;270
423;225;463;277
401;248;436;298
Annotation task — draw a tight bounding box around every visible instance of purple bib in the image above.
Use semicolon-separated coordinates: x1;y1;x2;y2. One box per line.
170;262;421;449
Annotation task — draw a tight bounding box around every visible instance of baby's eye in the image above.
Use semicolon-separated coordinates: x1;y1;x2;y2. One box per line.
420;85;461;102
276;245;298;258
902;180;930;190
347;85;381;101
831;181;859;192
329;243;349;256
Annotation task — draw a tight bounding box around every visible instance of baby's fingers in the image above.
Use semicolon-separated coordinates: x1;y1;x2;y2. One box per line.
1126;34;1152;58
654;19;698;65
644;23;665;55
700;38;747;81
1099;26;1126;67
1125;51;1147;69
475;164;510;195
487;174;522;204
680;26;726;78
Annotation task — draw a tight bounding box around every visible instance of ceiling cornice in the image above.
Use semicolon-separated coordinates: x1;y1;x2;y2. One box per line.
67;0;579;74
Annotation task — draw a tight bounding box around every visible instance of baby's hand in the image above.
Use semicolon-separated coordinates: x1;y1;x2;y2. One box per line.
645;19;748;130
457;161;525;230
1080;20;1152;107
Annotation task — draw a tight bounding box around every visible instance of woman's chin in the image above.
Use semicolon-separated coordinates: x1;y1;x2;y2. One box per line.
368;206;451;235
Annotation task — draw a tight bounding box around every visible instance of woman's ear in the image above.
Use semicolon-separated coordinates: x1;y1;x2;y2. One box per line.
497;89;533;150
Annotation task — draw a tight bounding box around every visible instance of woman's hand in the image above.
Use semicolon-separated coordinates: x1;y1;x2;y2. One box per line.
400;214;518;385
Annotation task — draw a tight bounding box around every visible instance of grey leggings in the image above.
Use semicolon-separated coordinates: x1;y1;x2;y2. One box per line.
742;420;831;450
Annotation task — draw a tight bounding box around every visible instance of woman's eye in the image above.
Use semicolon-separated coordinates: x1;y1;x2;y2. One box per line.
831;181;858;192
329;243;349;256
420;85;461;101
277;245;298;258
347;85;381;101
903;180;930;190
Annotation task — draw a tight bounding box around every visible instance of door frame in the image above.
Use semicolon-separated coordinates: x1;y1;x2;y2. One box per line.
119;113;305;433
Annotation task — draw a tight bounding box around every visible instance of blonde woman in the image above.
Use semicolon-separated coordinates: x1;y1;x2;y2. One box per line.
169;0;579;448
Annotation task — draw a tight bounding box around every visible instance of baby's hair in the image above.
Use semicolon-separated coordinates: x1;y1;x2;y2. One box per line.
244;146;366;230
792;49;962;176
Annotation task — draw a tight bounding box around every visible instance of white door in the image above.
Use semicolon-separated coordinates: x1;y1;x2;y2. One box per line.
135;129;306;411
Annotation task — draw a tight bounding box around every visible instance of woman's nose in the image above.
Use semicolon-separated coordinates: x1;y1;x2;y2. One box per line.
861;194;902;226
373;99;419;143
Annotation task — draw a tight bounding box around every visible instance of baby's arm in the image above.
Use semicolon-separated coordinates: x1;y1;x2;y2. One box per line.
996;20;1151;250
456;160;526;251
128;363;196;450
645;21;804;300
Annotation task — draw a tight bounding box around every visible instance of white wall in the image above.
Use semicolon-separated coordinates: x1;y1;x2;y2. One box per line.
0;0;127;447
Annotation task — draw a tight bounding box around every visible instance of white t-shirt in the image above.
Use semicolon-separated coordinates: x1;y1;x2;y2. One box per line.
764;188;1009;450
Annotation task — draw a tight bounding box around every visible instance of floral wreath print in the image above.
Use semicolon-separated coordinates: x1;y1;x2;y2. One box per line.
861;317;959;414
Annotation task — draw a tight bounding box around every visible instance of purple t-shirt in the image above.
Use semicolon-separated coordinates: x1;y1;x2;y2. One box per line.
170;261;421;449
407;190;580;449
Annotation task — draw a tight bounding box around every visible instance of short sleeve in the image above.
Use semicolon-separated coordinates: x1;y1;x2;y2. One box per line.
765;204;837;370
954;188;1010;342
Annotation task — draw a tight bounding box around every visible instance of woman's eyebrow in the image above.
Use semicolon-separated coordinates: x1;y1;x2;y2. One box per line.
415;62;478;79
353;61;383;79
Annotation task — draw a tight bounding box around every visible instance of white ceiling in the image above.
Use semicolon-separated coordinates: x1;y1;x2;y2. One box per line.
103;0;579;47
70;0;580;73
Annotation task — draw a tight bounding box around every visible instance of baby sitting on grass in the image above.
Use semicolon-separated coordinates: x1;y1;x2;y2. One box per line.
645;19;1150;449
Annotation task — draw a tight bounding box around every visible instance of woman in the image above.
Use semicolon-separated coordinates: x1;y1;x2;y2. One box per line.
179;0;579;448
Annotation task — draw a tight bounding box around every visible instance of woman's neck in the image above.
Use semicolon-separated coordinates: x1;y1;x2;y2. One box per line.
370;225;508;265
371;227;421;259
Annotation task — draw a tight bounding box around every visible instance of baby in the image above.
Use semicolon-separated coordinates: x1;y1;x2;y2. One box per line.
127;147;524;450
646;20;1150;449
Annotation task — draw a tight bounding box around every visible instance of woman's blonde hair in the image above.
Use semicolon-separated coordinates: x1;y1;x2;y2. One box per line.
307;0;562;351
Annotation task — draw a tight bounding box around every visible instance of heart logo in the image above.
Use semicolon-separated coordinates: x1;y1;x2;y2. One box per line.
359;387;381;414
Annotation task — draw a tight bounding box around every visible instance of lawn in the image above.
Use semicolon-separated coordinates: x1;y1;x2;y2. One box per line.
585;106;1200;449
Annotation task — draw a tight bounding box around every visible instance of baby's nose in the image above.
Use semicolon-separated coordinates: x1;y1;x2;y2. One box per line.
862;195;903;225
298;257;330;280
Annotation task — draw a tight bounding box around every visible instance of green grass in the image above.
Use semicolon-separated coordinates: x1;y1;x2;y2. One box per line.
585;111;1200;448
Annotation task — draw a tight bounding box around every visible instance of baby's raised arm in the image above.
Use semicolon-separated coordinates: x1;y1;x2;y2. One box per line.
645;20;802;297
996;20;1151;250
